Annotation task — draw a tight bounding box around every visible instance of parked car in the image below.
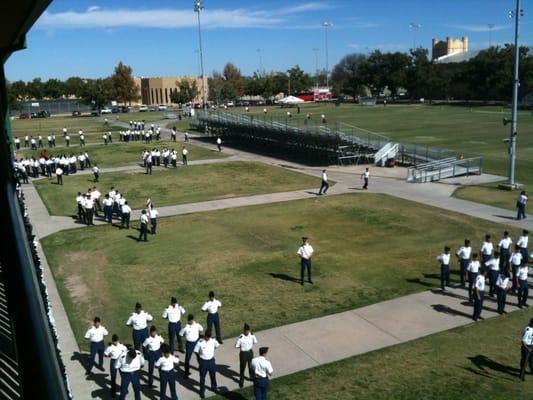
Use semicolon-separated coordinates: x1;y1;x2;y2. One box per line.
148;106;157;112
138;105;148;112
158;104;168;110
30;112;38;118
91;109;99;116
100;107;112;114
37;110;50;118
72;110;82;117
226;101;235;107
120;106;130;113
19;113;30;119
111;107;120;114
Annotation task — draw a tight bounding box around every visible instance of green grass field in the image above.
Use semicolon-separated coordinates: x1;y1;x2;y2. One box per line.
214;307;533;400
33;161;318;216
41;193;515;351
454;183;528;212
15;140;224;168
12;115;120;137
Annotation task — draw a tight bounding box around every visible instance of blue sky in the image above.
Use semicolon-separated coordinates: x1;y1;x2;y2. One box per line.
5;0;528;81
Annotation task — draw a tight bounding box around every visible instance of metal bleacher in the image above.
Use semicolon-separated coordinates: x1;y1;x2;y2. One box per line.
406;157;483;183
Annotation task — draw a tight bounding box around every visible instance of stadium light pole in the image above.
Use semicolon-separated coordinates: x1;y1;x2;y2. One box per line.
322;22;332;88
312;48;320;89
194;0;207;109
488;23;495;47
505;0;523;187
409;22;421;50
257;48;264;75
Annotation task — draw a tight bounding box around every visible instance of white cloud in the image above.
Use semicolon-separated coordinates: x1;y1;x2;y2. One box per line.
87;6;101;13
447;24;511;33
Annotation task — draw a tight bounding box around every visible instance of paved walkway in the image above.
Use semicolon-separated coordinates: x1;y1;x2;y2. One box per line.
22;121;533;399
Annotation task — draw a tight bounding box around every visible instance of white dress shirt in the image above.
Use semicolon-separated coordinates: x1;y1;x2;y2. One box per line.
523;326;533;346
480;242;493;255
149;209;159;219
140;214;149;224
467;260;480;273
105;343;127;360
84;326;108;342
116;351;144;372
518;235;529;249
179;322;203;342
122;204;132;214
485;258;500;271
322;172;328;182
511;252;523;266
126;311;153;330
456;246;472;260
436;253;451;265
194;338;220;360
297;244;314;259
475;275;486;291
499;237;513;250
202;299;222;314
496;275;510;290
251;356;273;378
155;355;180;371
163;304;186;323
518;266;529;281
235;333;258;352
143;335;164;352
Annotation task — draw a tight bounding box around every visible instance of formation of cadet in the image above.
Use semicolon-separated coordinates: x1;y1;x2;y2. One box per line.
14;151;92;181
141;146;189;171
83;294;275;399
435;230;530;321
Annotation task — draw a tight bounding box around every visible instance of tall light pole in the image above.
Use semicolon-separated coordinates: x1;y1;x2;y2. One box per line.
488;23;495;47
505;0;523;187
322;21;332;88
409;22;421;50
257;48;264;75
194;0;207;109
312;48;319;89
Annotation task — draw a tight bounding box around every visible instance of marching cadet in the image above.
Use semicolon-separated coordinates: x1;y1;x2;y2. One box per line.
485;251;500;297
162;148;170;167
155;344;180;400
76;192;85;223
496;271;510;314
126;302;153;351
51;134;56;147
85;151;92;168
93;165;100;182
171;150;177;168
251;347;274;400
498;231;513;274
38;135;43;148
480;234;494;264
139;210;149;242
84;194;95;226
103;194;114;223
80;133;85;147
149;204;159;235
216;137;222;152
104;334;127;398
184;131;189;142
297;237;314;285
202;291;223;344
235;323;258;388
84;316;108;374
171;127;177;142
47;135;52;148
179;314;203;377
14;137;20;150
116;348;144;400
65;134;70;147
121;201;132;229
30;137;37;150
194;330;220;399
182;146;188;166
456;239;472;286
55;166;63;185
436;246;451;290
143;325;165;387
520;318;533;381
318;169;329;195
517;261;530;309
517;229;529;263
510;245;523;294
103;133;109;145
473;268;487;321
24;135;29;147
145;152;153;175
361;167;370;190
162;297;186;354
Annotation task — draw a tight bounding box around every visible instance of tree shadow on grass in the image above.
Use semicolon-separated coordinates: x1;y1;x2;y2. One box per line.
267;273;301;284
464;355;520;381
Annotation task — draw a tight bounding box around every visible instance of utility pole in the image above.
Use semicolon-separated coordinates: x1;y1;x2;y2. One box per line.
194;0;207;109
313;48;319;89
322;22;332;88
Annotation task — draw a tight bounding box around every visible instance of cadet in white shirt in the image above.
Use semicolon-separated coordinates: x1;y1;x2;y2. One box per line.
55;167;63;185
143;325;165;387
155;344;180;400
496;272;510;314
103;194;114;223
251;347;274;400
126;302;154;351
297;237;314;285
361;167;370;190
318;169;329;195
182;146;189;165
235;323;258;387
116;349;144;400
121;201;132;229
179;314;203;376
139;210;149;242
84;194;95;226
517;190;528;220
511;244;523;294
456;239;472;286
104;334;127;397
498;231;513;273
216;137;222;152
149;205;159;235
467;253;481;303
520;318;533;381
93;165;99;182
473;269;487;321
162;297;186;353
485;251;500;297
517;263;530;309
436;246;451;290
480;234;494;264
84;316;108;373
517;229;529;262
194;331;220;398
202;291;223;343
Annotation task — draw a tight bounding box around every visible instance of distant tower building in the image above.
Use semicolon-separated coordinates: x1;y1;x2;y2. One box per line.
432;36;469;60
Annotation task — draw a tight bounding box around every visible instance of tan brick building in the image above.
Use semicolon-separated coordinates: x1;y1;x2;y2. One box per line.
140;76;208;106
432;36;469;61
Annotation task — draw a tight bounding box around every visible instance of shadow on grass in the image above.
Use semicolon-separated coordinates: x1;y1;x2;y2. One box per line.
405;277;434;288
267;273;300;284
494;214;519;221
465;355;520;380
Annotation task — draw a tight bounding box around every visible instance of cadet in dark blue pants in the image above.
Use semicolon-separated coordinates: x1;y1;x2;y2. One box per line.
473;269;487;321
251;347;274;400
467;254;481;303
155;345;180;400
143;325;164;387
202;291;223;344
117;349;144;400
194;331;220;398
104;334;127;399
436;246;451;290
162;297;186;353
84;316;108;373
179;314;203;377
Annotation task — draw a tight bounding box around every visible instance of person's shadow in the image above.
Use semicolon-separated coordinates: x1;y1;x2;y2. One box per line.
464;355;520;381
267;273;301;284
72;352;114;399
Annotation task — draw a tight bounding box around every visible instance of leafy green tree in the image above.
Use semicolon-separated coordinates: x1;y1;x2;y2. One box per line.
169;78;199;104
287;65;312;94
223;63;245;97
80;78;113;110
111;62;138;104
26;78;44;99
331;53;367;100
65;76;86;98
43;78;65;99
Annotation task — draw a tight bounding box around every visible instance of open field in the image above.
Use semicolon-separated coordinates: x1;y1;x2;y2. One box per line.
454;183;528;213
41;193;516;351
15;140;224;168
33;161;318;216
11;115;120;137
213;306;533;400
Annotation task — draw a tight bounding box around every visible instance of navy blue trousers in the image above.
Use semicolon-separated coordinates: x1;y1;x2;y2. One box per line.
253;377;269;400
184;340;198;374
132;328;148;351
473;290;485;320
440;264;449;289
199;358;217;396
160;370;178;400
119;371;141;400
109;358;118;396
518;279;529;307
147;349;162;385
207;313;222;342
467;271;478;302
168;322;183;353
88;340;104;371
300;258;312;283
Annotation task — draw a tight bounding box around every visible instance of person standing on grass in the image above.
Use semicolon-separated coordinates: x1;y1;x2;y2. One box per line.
184;131;189;142
171;127;177;142
517;261;530;309
517;191;528;220
520;319;533;381
116;348;144;400
194;330;220;399
104;334;127;398
143;325;165;387
498;231;513;274
216;137;222;152
202;291;223;344
155;344;180;400
456;239;472;286
139;210;149;242
517;230;529;264
76;192;85;224
84;317;108;374
179;314;203;377
84;194;95;226
93;165;100;183
297;237;314;285
467;253;481;303
121;201;131;229
182;146;189;166
473;268;487;321
103;194;114;223
485;251;500;297
480;234;494;264
126;302;153;351
145;152;153;175
436;246;451;290
235;323;258;388
65;135;70;147
251;347;273;400
496;271;510;314
361;167;370;190
148;204;159;235
162;297;186;354
55;166;63;185
318;169;329;195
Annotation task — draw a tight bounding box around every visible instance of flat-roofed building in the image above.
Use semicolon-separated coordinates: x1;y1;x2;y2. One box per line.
140;76;208;106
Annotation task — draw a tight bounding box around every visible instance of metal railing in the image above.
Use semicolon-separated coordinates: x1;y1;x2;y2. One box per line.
407;157;483;183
